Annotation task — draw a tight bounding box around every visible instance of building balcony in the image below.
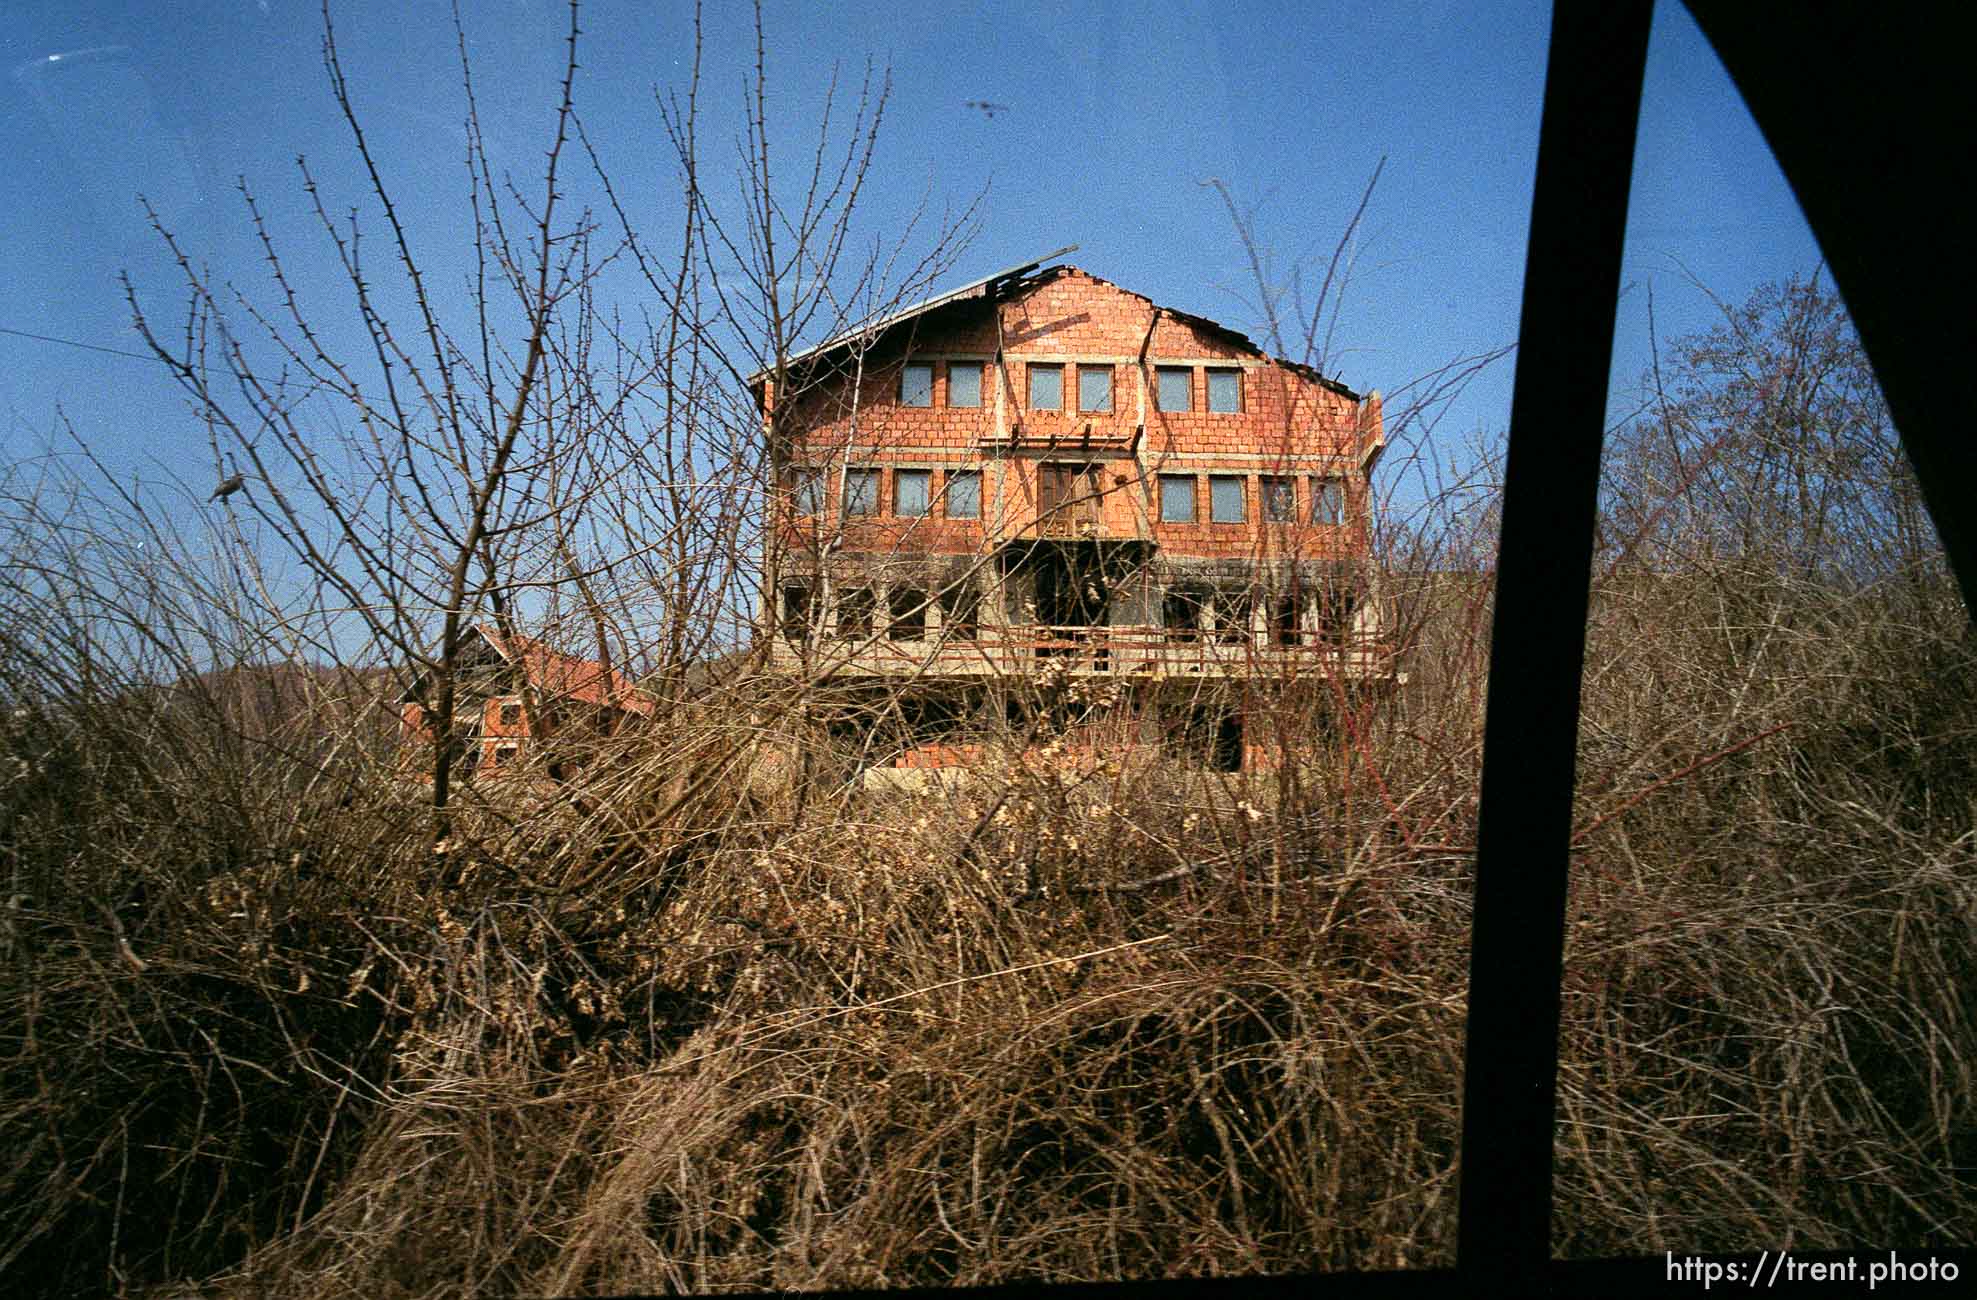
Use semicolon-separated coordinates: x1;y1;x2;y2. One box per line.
767;623;1400;682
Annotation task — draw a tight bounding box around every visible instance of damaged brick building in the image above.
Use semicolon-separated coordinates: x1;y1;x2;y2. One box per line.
755;250;1398;771
398;624;652;780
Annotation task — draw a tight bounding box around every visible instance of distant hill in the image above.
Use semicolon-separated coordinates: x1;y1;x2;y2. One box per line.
162;661;403;766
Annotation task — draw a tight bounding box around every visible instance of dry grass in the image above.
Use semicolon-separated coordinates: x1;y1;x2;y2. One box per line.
4;559;1971;1297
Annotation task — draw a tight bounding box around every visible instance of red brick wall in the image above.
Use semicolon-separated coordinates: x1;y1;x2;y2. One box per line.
479;695;531;738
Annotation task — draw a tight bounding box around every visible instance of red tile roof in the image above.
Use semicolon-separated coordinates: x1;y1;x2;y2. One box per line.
476;625;654;715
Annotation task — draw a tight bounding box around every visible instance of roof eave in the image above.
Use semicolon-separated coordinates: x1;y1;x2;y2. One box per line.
747;245;1080;390
744;249;1366;406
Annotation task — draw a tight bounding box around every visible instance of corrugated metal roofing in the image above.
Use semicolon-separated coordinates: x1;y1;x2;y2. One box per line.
747;245;1078;387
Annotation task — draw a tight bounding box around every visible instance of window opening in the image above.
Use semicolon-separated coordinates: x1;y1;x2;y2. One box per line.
844;468;880;516
888;588;928;640
1315;578;1358;645
790;468;825;515
1212;709;1243;772
1155;366;1191;412
1271;589;1301;646
1210;474;1246;523
939;580;979;640
1207;367;1241;412
837;586;875;637
1311;476;1345;524
894;468;930;516
1210;586;1252;645
1158;473;1196;523
1163;586;1205;641
780;584;811;644
947;360;983;407
944;469;981;519
1078;364;1113;413
1028;362;1063;410
1262;475;1295;523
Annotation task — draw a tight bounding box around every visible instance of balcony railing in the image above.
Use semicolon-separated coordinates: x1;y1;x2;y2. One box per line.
770;623;1398;680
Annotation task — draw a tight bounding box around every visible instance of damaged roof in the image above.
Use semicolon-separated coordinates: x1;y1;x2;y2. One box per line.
399;624;653;714
749;247;1362;403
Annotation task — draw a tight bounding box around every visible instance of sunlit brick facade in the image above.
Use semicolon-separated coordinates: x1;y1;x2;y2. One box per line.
754;259;1396;770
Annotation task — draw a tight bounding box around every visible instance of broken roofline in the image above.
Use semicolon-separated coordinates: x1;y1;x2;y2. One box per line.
745;246;1363;404
746;245;1077;390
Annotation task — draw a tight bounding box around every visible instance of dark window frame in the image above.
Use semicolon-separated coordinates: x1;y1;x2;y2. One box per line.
943;468;981;519
1077;363;1113;413
887;587;929;641
893;467;931;517
946;359;984;408
1311;476;1346;525
1209;474;1246;524
1206;366;1242;413
1157;473;1196;524
843;467;880;517
1261;475;1295;523
1027;362;1063;411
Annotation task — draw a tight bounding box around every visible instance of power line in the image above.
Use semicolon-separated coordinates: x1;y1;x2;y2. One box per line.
0;325;156;364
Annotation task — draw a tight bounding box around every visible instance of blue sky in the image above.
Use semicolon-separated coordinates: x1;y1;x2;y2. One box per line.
1;0;1821;520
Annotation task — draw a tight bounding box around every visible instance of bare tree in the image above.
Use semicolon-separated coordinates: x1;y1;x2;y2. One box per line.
123;0;975;836
1602;271;1934;588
